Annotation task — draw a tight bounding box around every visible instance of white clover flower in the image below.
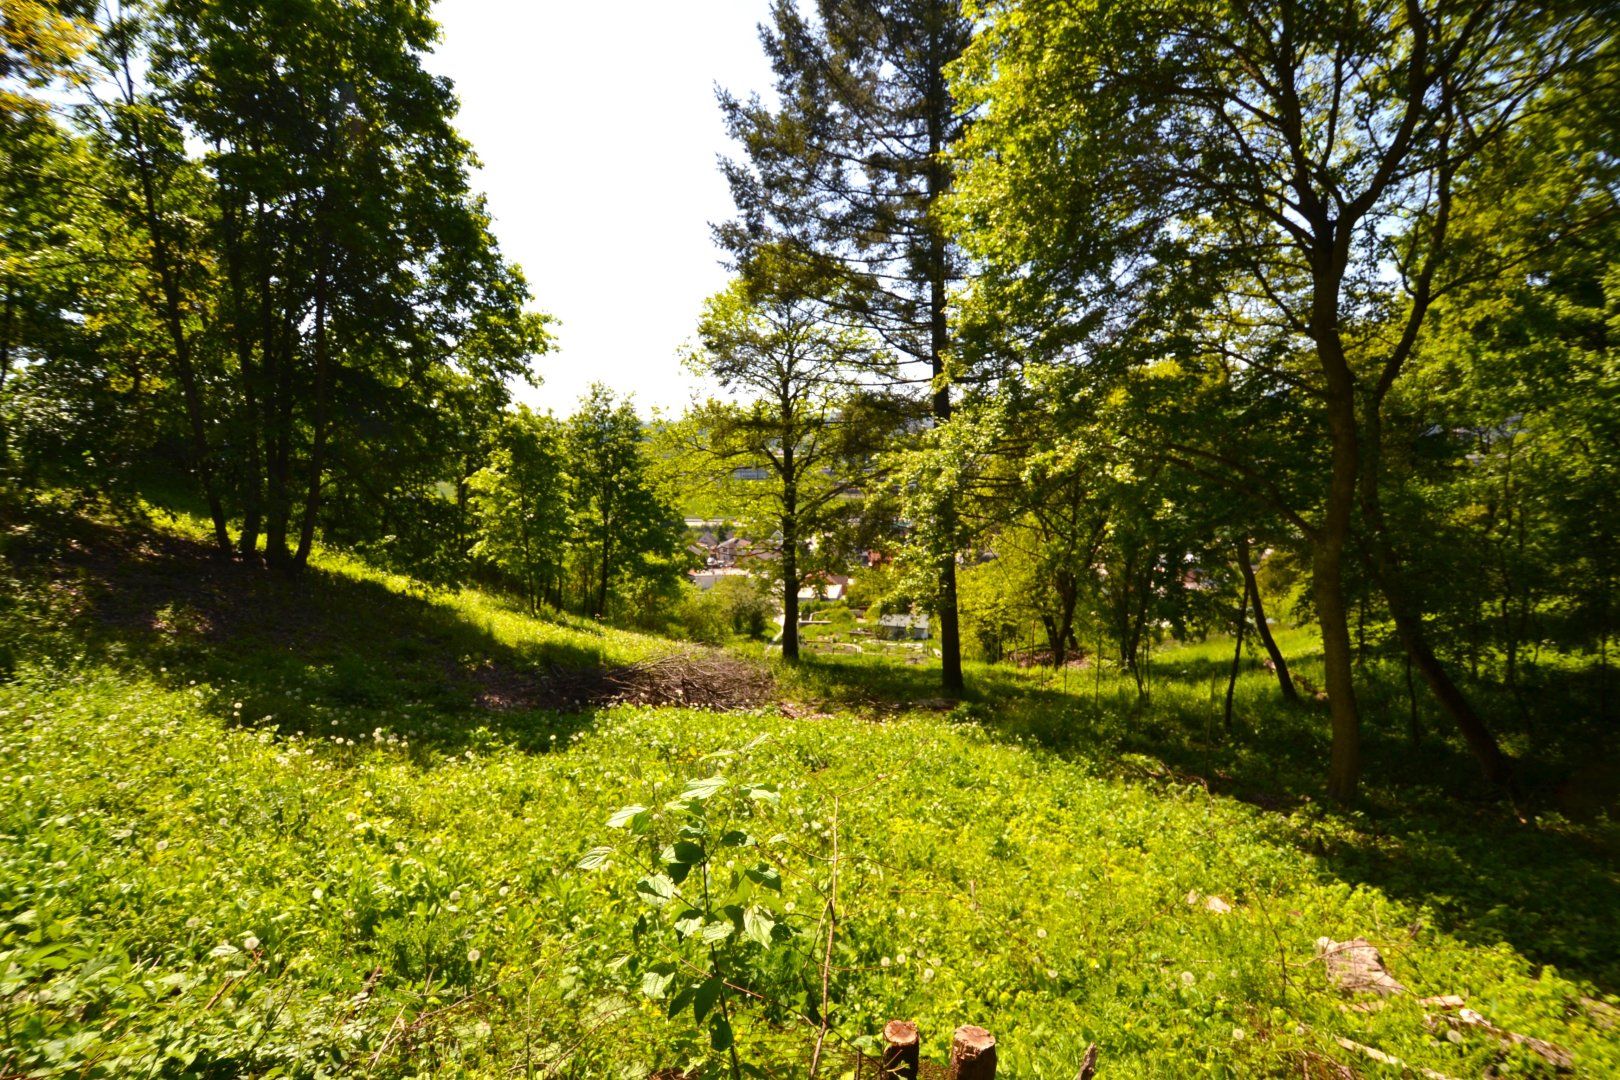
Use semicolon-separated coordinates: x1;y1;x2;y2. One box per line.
155;839;168;851
1036;928;1048;939
311;887;324;901
880;956;891;968
1181;971;1196;988
243;935;260;951
922;968;935;982
467;948;482;964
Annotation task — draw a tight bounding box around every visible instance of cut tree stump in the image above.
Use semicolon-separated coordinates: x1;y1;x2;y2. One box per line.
949;1025;997;1079
881;1020;921;1079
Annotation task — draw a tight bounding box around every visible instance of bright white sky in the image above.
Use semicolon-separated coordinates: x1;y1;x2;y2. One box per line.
427;1;777;416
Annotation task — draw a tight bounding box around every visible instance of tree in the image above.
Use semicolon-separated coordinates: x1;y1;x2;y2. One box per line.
952;0;1604;800
719;0;974;694
469;408;571;613
685;274;892;663
151;0;546;568
566;385;681;620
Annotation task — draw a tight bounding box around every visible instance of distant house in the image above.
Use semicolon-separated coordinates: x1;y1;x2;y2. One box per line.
877;613;930;641
797;572;851;603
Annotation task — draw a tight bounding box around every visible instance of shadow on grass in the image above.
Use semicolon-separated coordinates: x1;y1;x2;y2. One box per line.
4;515;612;755
785;645;1620;995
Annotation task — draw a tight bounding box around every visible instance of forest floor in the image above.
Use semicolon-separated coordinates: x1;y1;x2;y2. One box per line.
2;506;1618;1077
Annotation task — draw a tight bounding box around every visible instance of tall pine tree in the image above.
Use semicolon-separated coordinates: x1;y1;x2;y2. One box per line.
718;0;973;694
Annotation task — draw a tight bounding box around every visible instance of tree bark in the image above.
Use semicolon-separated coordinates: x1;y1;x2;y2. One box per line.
221;193;264;559
595;499;613;619
1044;571;1079;669
0;288;14;471
293;266;329;568
880;1019;920;1079
949;1025;997;1079
1238;537;1298;702
1406;653;1421;747
1359;385;1512;788
120;84;230;555
924;17;963;699
1316;358;1363;804
264;321;295;569
780;435;800;664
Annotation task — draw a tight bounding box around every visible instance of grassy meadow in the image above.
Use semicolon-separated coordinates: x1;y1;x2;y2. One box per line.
1;509;1617;1077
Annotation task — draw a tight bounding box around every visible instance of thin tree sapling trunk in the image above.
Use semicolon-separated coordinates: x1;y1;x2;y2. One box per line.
1238;537;1298;702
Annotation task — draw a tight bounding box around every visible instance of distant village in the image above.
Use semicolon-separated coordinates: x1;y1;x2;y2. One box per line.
682;518;931;642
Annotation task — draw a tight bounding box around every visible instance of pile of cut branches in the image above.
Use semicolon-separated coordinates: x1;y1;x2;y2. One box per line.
538;651;775;712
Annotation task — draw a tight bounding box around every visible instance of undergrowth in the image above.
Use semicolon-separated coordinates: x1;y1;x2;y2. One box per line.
1;510;1617;1077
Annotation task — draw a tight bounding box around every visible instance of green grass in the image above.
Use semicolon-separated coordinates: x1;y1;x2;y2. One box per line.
2;511;1618;1077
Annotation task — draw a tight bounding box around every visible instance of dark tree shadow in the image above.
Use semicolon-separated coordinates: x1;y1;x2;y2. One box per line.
783;644;1620;995
3;516;629;755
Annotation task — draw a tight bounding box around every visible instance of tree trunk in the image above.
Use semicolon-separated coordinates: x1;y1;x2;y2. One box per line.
222;194;264;559
1238;537;1298;702
1388;601;1513;787
1317;380;1363;804
293;268;330;568
124;102;230;555
1046;572;1078;669
781;442;800;664
1406;653;1421;747
1359;390;1512;789
264;324;295;569
950;1025;997;1079
880;1020;920;1080
0;288;14;471
924;24;963;699
596;515;612;619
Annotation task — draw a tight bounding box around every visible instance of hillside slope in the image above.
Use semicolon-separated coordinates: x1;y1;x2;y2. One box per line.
2;515;1617;1077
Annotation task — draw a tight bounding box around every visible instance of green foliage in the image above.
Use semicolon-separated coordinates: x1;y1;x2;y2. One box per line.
675;577;776;647
3;516;1617;1076
468;407;571;612
566;384;684;622
583;751;793;1074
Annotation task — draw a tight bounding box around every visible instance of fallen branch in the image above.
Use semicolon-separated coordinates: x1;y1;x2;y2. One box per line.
1334;1036;1459;1080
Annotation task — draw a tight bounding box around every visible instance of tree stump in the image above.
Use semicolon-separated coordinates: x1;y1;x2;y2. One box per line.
949;1025;997;1079
880;1019;920;1079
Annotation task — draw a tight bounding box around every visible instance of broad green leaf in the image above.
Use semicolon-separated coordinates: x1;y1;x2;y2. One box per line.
635;873;677;906
709;1011;734;1052
577;846;613;871
679;775;727;802
693;976;724;1024
670;839;705;864
640;968;675;999
743;906;776;948
606;805;649;831
746;864;782;892
673;910;704;939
